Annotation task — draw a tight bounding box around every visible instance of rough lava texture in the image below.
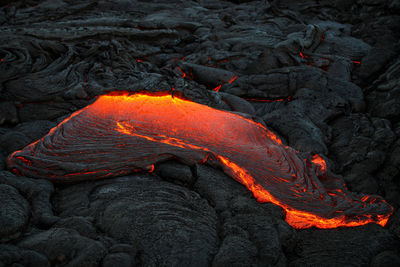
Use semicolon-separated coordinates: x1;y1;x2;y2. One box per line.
7;92;393;229
1;0;400;266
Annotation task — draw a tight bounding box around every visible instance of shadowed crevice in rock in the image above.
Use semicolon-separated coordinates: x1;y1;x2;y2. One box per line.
289;224;399;266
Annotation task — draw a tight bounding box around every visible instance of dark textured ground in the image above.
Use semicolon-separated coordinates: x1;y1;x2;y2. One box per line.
0;0;400;266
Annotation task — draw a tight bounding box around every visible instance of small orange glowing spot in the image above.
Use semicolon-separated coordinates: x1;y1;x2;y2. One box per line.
353;61;361;64
299;52;309;59
311;154;327;172
148;165;155;172
228;76;238;84
213;84;222;92
361;196;369;202
177;66;187;78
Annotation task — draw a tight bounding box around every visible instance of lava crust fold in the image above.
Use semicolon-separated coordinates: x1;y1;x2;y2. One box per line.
7;92;393;229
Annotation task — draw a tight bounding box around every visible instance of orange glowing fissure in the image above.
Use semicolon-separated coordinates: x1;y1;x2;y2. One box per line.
8;92;393;229
311;154;327;172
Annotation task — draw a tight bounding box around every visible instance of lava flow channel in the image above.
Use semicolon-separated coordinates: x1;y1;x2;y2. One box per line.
7;92;393;229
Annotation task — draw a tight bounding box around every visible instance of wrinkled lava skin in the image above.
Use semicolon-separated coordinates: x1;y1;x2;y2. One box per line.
7;92;393;229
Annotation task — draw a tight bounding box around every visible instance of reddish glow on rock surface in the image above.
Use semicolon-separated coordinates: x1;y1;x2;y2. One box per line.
213;84;222;92
8;92;393;229
299;52;309;59
244;96;292;103
228;76;238;84
177;66;187;78
311;154;327;173
212;76;237;91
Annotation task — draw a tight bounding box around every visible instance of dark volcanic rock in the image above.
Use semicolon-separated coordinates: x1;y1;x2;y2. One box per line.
102;252;133;267
19;101;76;122
0;184;29;241
289;224;399;266
359;47;395;81
222;213;285;266
365;57;400;120
0;244;50;267
14;120;57;142
0;131;30;156
0;101;18;125
329;114;397;200
371;250;400;267
54;174;218;266
0;171;58;226
100;244;137;266
18;227;107;267
155;160;196;187
219;92;256;115
193;164;249;212
212;235;258;266
0;155;4;170
389;211;400;240
53;216;98;240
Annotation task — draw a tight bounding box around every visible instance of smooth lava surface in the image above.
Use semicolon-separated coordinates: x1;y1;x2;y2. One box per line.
7;92;393;229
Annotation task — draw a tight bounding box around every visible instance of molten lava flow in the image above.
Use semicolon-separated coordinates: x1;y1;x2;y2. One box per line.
7;92;393;229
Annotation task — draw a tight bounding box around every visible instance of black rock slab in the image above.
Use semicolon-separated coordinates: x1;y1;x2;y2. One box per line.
18;227;107;267
0;244;50;267
289;224;399;266
0;184;29;242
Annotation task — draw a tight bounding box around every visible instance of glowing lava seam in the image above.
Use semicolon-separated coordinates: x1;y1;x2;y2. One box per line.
7;92;393;229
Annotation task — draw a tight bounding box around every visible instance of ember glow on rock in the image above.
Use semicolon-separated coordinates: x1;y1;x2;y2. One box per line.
7;92;393;229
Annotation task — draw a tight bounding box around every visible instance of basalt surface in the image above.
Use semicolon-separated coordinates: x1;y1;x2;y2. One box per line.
1;0;400;266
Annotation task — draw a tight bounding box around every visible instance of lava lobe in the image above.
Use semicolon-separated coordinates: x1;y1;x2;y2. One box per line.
7;92;393;229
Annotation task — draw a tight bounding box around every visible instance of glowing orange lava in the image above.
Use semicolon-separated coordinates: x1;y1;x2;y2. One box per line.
213;84;222;92
8;92;393;229
311;154;327;173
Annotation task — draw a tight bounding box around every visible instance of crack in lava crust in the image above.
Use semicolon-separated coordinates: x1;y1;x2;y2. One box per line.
7;92;393;229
